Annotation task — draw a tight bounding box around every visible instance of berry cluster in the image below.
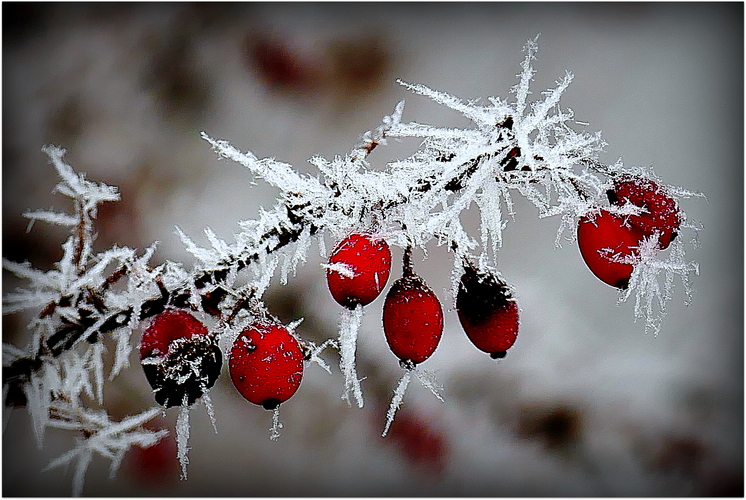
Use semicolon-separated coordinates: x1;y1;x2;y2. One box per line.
140;232;522;439
138;175;686;451
141;312;306;415
325;233;520;367
577;175;683;289
325;233;521;433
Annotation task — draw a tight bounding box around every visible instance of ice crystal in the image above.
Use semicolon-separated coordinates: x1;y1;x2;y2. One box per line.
620;233;701;336
382;367;444;438
176;398;191;480
269;406;283;441
382;370;411;438
42;406;167;496
3;147;169;494
303;338;336;375
337;304;365;407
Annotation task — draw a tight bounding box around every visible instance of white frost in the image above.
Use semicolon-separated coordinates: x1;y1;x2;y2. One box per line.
381;367;445;438
620;234;700;336
269;405;283;441
42;405;166;496
176;399;191;480
338;303;365;408
202;391;218;435
382;370;411;438
322;261;356;279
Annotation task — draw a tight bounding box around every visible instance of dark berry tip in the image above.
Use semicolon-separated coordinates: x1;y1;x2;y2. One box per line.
490;351;507;359
262;398;281;411
343;298;361;310
606;189;619;205
399;359;417;371
615;278;630;290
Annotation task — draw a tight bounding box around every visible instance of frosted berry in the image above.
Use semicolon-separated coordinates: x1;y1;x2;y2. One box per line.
456;264;519;359
140;309;222;408
577;209;645;289
327;233;392;309
383;272;443;366
229;322;304;410
608;175;682;249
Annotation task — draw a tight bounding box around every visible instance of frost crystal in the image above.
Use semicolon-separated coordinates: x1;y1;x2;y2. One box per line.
42;406;167;496
303;338;336;375
176;399;191;480
382;370;411;438
382;366;444;437
620;234;700;336
202;391;218;434
338;304;365;407
269;406;283;441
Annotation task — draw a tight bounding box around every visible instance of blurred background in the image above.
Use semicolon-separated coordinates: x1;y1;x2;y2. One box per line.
2;2;743;496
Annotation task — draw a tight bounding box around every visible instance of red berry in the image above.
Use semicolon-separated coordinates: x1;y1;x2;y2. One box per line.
608;175;682;249
229;322;304;410
577;209;646;289
456;264;519;359
327;233;392;309
140;310;222;408
126;421;179;485
386;408;448;473
382;273;443;366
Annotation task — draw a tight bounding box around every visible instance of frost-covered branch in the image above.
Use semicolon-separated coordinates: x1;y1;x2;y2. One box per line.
2;37;702;494
42;406;167;496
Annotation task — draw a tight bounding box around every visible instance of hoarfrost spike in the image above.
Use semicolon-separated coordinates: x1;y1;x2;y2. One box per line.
270;406;283;441
338;303;365;407
382;370;412;437
176;397;191;480
202;390;218;434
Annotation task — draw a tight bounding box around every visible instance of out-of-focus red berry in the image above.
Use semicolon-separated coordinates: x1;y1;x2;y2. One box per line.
386;409;448;474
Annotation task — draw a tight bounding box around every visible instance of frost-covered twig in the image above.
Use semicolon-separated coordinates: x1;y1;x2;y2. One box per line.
42;406;167;496
2;37;702;494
